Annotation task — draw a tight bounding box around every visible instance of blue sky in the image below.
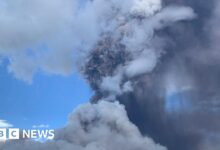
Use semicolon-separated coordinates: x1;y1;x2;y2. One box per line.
0;62;92;129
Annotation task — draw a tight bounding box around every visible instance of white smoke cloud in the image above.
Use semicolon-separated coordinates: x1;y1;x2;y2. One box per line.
101;72;123;95
130;0;162;17
149;6;197;30
0;0;196;83
0;0;79;82
1;101;167;150
125;49;158;78
100;3;196;99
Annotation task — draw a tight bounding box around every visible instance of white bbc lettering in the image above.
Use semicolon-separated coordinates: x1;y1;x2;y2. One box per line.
9;128;19;139
31;130;38;139
23;130;31;139
48;130;55;139
38;130;49;139
0;128;55;140
0;129;6;141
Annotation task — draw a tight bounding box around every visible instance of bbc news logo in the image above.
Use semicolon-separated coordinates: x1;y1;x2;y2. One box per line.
0;128;55;140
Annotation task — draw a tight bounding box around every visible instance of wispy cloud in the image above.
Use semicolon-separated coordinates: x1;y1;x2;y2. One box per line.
32;124;50;129
0;120;13;128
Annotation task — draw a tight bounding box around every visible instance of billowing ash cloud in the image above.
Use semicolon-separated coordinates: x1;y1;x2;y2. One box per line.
1;0;220;150
83;0;220;149
0;101;166;150
0;0;195;83
83;0;220;150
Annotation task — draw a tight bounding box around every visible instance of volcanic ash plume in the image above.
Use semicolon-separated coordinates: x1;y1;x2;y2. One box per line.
1;0;220;150
84;0;220;150
0;101;166;150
